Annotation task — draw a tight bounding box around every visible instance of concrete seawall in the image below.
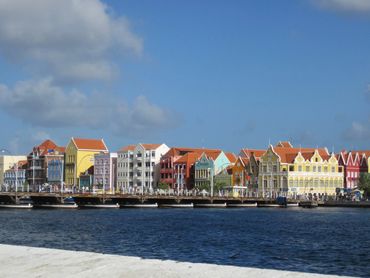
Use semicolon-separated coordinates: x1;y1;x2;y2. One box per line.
0;244;352;278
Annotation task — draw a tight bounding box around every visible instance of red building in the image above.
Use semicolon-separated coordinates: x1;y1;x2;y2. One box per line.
337;151;370;189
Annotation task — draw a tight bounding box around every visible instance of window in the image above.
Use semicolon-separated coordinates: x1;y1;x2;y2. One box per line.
332;167;335;172
313;166;316;172
318;166;321;172
298;166;302;172
152;151;155;157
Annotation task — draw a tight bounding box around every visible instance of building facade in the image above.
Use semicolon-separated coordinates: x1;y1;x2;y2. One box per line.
3;160;28;191
0;155;27;186
258;144;344;198
117;143;170;193
64;138;108;189
337;151;362;189
194;151;233;193
159;147;221;189
27;140;65;191
93;153;117;193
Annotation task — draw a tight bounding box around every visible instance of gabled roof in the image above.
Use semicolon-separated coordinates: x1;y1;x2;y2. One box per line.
240;148;266;159
72;138;108;151
31;139;65;156
225;152;237;163
140;143;162;150
271;146;330;164
203;150;222;161
275;141;293;148
355;150;370;158
163;147;221;158
174;152;201;165
119;145;136;152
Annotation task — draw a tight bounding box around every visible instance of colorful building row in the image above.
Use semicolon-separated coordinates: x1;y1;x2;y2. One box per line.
1;138;370;197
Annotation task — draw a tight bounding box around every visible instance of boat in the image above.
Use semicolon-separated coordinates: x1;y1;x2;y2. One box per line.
257;203;282;208
0;203;33;209
227;202;257;208
122;203;158;208
81;203;120;208
287;203;299;207
195;203;227;208
160;203;193;208
36;203;78;209
299;200;318;208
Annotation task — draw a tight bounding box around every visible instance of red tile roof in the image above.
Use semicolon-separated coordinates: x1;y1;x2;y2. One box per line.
174;152;201;165
271;147;330;163
275;141;293;148
31;139;65;156
163;147;221;158
225;152;237;163
140;144;162;149
240;149;266;159
119;145;136;152
72;138;108;151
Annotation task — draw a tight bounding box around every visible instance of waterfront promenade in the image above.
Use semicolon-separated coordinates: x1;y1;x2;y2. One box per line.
0;244;353;278
1;191;369;208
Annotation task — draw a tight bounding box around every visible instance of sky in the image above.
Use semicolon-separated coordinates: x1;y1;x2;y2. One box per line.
0;0;369;155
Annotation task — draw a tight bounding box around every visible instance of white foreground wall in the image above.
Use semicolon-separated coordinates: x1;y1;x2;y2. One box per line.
0;244;351;278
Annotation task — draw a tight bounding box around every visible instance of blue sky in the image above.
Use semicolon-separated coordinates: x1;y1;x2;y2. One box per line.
0;0;369;154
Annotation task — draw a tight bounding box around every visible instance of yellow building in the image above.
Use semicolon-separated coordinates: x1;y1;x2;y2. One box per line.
258;143;344;198
64;138;108;188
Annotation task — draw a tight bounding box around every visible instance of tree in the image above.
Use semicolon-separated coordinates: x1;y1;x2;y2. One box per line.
157;182;169;190
358;173;370;199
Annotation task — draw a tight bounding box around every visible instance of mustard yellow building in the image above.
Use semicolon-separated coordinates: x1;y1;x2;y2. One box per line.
258;143;344;198
65;138;108;188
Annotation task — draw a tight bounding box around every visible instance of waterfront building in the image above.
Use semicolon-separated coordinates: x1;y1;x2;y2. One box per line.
172;152;199;191
0;155;27;186
64;138;108;189
3;160;28;191
160;147;221;189
356;151;370;173
232;156;249;187
258;144;343;198
337;151;363;189
26;139;65;191
93;152;117;193
117;143;170;193
214;167;233;192
194;151;233;193
239;148;266;193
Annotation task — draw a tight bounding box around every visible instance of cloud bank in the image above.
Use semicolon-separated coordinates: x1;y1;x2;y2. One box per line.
0;79;177;137
312;0;370;13
0;0;143;83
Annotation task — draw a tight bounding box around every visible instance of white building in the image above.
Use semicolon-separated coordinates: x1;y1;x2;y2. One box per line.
117;143;170;193
0;155;27;186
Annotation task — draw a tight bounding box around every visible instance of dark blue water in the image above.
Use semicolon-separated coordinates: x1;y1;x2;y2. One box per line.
0;207;369;277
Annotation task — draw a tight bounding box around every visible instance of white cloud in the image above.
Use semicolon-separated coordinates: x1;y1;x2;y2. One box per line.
0;0;142;82
0;79;177;137
343;121;370;141
313;0;370;13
